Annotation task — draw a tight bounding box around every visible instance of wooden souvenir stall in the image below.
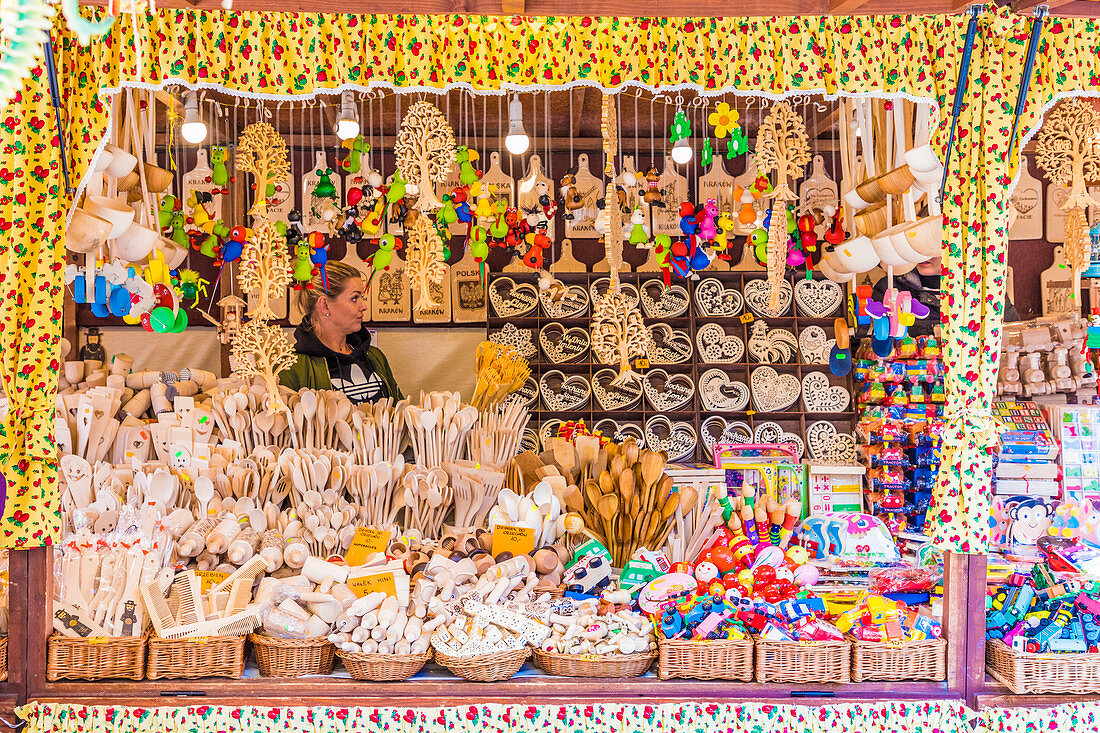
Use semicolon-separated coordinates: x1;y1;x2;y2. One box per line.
4;1;1100;731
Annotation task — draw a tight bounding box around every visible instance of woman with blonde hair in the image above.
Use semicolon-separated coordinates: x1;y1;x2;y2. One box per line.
280;261;402;403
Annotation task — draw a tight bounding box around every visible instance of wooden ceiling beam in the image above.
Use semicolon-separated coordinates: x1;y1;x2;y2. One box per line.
500;0;524;13
827;0;869;13
1016;0;1076;9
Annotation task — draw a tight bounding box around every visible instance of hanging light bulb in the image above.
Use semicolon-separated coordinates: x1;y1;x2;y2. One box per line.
180;92;207;144
335;91;360;141
671;137;693;165
504;94;529;155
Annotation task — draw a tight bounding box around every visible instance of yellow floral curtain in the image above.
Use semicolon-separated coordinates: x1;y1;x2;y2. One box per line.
0;8;1097;548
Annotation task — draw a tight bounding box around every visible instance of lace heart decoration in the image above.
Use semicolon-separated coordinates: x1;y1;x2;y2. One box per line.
640;279;690;318
698;369;750;411
592;368;643;411
694;278;744;317
750;366;801;412
489;277;539;317
747;320;797;364
593;418;644;445
806;420;858;463
540;284;590;318
502;376;539;409
644;415;697;462
801;371;851;413
539;370;591;411
798;326;836;365
700;416;752;456
538;420;564;448
489;323;536;359
590;277;639;311
743;278;793;318
647;323;694;364
643;369;696;411
539;323;591;364
753;421;805;458
696;323;746;364
794;278;844;318
519;428;541;453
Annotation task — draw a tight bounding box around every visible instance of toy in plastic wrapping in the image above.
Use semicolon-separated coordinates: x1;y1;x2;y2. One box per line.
797;513;901;562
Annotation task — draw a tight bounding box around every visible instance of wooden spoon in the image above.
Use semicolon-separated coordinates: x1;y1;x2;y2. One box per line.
596;494;619;555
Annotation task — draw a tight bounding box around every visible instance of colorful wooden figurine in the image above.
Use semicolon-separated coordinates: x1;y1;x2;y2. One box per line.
313;168;338;199
339;135;369;175
292;238;315;290
642;167;662;206
219;225;248;266
521;229;552;269
714;213;735;257
365;233;401;289
210;146;230;190
176;269;209;308
560;171;584;219
309;231;330;291
699;199;719;241
628;208;649;245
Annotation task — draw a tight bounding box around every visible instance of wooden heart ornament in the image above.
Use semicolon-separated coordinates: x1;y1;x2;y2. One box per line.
696;323;745;364
749;366;801;412
539;323;591;364
698;369;750;411
794;278;844;318
489;276;539;317
643;369;696;411
743;278;793;317
590;277;639;311
540;283;589;318
539;370;591;411
700;416;752;456
801;371;851;412
593;419;644;445
503;376;539;409
538;419;564;447
646;323;694;364
753;421;805;458
592;368;643;411
644;415;697;462
694;278;744;317
798;325;836;365
640;279;690;318
520;428;541;453
806;420;858;462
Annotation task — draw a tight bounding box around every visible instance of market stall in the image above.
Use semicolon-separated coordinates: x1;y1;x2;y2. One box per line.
2;2;1100;728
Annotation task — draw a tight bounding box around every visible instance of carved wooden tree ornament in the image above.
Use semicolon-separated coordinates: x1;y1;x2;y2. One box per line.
236;121;292;217
405;216;447;311
1036;98;1100;273
395;101;457;212
754;102;811;306
231;319;297;414
238;218;292;321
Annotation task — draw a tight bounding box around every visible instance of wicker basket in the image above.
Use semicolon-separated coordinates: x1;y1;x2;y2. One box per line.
336;649;432;681
987;638;1100;694
434;647;529;682
249;634;335;678
146;635;246;680
849;634;946;682
754;636;850;684
533;648;656;678
658;636;753;680
46;633;146;681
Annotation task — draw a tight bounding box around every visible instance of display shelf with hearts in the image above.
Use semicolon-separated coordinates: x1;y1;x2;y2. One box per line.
488;269;857;460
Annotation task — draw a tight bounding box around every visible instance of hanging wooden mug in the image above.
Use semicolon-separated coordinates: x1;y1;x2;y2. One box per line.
66;208;113;254
83;195;135;239
832;234;881;274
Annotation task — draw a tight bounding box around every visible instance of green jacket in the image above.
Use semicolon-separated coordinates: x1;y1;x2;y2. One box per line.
279;348;403;401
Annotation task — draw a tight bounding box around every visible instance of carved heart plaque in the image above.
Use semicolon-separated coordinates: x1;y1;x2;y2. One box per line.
643;369;696;411
502;376;539;408
538;420;564;448
806;420;858;462
592;368;643;411
698;369;750;411
694;278;744;317
794;278;844;318
700;416;752;456
644;415;697;462
640;279;690;318
696;323;745;364
801;371;851;412
749;366;800;412
590;277;639;311
753;421;805;457
593;419;645;445
647;323;693;364
539;370;591;411
747;321;797;364
798;326;836;365
489;277;539;317
744;278;793;318
540;284;590;318
539;323;591;364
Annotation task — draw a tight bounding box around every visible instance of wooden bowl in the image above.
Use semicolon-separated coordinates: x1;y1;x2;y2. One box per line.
115;170;140;192
818;251;854;284
111;222;158;263
104;143;136;178
899;216;942;258
833;235;880;274
853;203;887;237
66;208;113;253
84;195;135;239
143;163;173;193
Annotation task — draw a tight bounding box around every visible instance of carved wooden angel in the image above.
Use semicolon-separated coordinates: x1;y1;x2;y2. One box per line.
395;101;457;212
